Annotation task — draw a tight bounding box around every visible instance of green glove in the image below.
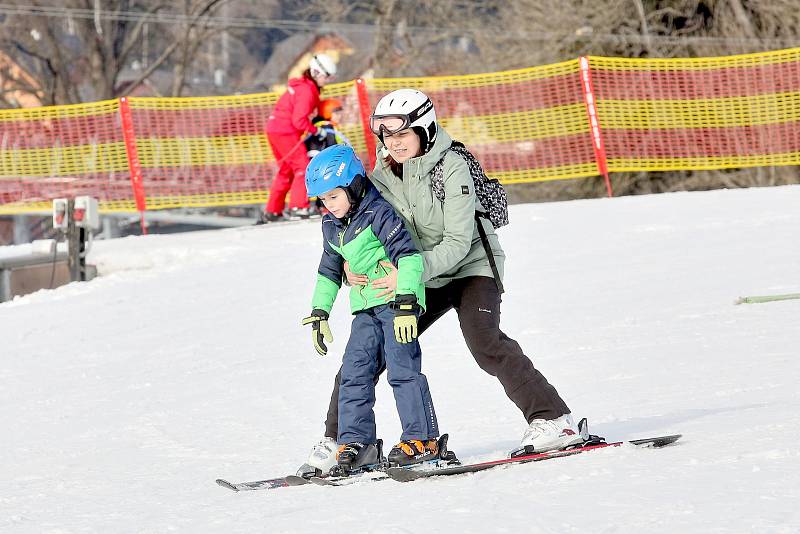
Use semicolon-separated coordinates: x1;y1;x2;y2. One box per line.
301;309;333;355
391;294;420;344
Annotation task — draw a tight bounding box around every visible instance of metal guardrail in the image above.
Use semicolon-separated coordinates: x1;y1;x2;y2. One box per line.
0;249;69;302
0;250;67;269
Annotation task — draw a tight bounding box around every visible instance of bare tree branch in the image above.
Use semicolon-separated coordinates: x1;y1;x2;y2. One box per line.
118;40;179;97
0;0;243;103
117;4;168;67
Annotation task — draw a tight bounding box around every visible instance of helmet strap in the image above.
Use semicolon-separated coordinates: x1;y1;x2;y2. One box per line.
343;175;368;212
412;126;435;154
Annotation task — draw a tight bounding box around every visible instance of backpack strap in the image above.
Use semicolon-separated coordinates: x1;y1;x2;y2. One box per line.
475;211;504;294
432;142;504;294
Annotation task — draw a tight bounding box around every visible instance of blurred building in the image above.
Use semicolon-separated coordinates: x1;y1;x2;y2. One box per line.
252;31;375;92
0;50;43;108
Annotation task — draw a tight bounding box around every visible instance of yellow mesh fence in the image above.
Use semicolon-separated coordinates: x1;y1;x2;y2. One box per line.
2;49;800;214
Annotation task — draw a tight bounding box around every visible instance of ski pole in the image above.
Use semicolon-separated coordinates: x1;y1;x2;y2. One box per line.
734;293;800;305
270;130;309;168
261;131;310;211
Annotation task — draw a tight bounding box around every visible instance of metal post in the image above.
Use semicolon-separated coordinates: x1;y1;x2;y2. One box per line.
12;215;30;244
67;199;80;282
79;226;87;281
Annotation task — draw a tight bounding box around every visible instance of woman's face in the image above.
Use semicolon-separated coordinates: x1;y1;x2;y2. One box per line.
312;71;331;87
384;128;421;164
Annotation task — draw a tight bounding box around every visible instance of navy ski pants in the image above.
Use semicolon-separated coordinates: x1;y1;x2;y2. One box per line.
338;304;439;445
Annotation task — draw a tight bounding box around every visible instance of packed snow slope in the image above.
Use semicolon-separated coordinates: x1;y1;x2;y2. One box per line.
2;185;799;533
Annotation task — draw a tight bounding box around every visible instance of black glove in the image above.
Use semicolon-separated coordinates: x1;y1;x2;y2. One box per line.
391;294;420;344
301;309;333;355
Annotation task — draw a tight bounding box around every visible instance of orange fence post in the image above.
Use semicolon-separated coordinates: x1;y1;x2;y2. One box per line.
579;56;613;197
355;78;377;170
118;97;148;233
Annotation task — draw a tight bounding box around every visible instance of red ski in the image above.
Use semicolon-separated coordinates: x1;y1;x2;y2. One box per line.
386;433;682;483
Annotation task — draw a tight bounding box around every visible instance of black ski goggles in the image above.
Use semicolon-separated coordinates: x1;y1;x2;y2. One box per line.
369;98;433;136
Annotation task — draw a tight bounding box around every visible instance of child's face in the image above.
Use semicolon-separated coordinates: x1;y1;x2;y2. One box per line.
319;187;352;219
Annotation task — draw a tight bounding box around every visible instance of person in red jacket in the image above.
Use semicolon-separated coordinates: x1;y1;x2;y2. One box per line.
261;54;337;223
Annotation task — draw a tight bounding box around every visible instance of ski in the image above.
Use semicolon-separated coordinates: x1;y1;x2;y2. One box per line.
385;433;682;483
309;471;389;487
308;434;458;487
216;434;458;491
215;430;677;489
215;466;388;492
284;475;313;486
216;477;290;492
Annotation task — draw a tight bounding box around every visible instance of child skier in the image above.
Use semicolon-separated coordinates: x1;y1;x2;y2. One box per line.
300;144;440;475
304;98;350;159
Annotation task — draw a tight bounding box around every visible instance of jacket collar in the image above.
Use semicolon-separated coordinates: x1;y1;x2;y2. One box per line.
288;76;320;93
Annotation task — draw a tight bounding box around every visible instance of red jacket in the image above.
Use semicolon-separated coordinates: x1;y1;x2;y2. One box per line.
266;76;320;136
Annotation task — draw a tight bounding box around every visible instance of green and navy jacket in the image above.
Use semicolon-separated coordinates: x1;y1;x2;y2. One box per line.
311;182;426;315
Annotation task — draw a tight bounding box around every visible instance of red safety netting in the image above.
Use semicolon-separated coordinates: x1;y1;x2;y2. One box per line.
3;47;800;216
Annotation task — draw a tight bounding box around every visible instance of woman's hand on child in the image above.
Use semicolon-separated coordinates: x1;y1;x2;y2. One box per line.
343;261;369;286
372;260;398;301
301;309;333;356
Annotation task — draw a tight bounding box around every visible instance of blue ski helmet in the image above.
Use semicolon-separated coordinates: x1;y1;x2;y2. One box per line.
305;144;367;200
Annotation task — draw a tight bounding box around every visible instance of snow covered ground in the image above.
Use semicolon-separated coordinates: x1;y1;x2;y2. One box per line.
2;185;799;533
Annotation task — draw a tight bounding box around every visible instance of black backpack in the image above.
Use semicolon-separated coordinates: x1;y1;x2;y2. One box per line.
430;141;508;292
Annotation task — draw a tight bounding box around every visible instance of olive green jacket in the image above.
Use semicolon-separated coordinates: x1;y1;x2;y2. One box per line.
369;128;505;289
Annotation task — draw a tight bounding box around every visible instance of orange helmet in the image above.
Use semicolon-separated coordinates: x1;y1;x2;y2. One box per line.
318;98;343;121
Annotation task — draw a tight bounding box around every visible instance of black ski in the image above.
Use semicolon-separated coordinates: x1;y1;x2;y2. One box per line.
216;477;284;491
308;434;457;486
308;471;389;486
386;433;682;483
216;434;457;491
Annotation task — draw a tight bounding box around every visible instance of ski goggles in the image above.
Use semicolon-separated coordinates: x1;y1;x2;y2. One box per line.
369;98;433;136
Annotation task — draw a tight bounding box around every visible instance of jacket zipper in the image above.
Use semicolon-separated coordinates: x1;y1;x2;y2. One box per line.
357;282;368;309
409;161;424;240
340;217;369;310
338;216;349;249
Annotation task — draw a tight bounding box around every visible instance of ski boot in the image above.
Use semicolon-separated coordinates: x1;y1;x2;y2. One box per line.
330;440;384;477
256;211;284;225
510;417;605;458
295;437;338;478
288;207;311;220
518;413;583;452
387;434;459;467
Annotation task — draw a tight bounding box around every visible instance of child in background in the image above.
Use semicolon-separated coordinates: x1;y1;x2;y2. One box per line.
304;98;350;218
304;98;350;159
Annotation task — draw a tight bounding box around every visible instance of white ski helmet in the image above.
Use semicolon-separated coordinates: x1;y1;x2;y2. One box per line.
309;53;337;78
370;88;438;153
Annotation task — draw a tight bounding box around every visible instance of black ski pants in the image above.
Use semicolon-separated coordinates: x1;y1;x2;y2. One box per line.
324;275;570;439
